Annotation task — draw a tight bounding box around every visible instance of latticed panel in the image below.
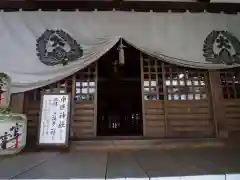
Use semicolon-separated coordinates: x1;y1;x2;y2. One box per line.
27;76;73;102
74;65;96;101
27;63;96;102
143;56;209;101
220;69;240;99
164;64;208;101
143;58;164;100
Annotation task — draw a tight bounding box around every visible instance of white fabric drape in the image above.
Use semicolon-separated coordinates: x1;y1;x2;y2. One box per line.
0;11;240;93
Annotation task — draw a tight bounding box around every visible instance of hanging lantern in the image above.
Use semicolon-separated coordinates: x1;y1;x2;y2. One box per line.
118;38;125;65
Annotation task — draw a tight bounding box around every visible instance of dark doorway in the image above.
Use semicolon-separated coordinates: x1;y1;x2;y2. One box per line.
97;42;143;136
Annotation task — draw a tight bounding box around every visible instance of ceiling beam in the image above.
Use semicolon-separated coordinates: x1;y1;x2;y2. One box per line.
198;0;210;2
211;0;240;2
0;1;239;13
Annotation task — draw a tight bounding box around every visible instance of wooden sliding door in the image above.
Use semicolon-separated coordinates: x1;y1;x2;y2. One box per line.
219;69;240;137
72;63;97;139
24;63;97;141
141;55;215;138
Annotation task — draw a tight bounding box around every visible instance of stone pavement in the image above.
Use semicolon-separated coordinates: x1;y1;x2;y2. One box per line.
0;147;240;179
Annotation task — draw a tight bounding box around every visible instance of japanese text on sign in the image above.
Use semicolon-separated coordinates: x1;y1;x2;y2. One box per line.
38;94;69;145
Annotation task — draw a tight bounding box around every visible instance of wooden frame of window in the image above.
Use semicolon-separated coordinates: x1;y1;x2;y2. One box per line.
26;64;97;102
143;56;208;101
164;65;208;101
220;69;240;99
219;68;240;137
140;54;146;136
142;54;214;138
74;67;96;101
94;63;98;136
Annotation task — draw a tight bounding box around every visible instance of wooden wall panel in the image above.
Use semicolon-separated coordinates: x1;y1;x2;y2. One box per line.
24;101;40;141
143;100;214;138
223;99;240;135
167;100;214;137
72;100;95;138
144;100;166;137
10;93;25;113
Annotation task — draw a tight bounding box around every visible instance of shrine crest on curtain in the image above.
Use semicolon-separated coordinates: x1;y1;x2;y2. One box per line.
36;29;83;66
203;30;240;65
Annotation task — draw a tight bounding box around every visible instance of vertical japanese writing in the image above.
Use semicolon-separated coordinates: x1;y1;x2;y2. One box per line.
60;96;67;103
59;104;65;111
0;80;6;105
10;123;20;148
53;97;59;106
39;94;69;144
0;91;2;105
0;132;8;150
0;122;24;150
58;95;67;141
41;99;48;137
46;99;51;135
51;111;57;140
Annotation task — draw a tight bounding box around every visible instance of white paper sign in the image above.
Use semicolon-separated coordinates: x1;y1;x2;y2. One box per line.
38;94;70;145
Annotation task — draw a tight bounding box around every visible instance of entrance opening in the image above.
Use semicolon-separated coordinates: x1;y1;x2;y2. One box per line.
97;42;143;136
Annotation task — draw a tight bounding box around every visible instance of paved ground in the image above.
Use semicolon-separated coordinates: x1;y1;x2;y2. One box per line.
0;147;240;179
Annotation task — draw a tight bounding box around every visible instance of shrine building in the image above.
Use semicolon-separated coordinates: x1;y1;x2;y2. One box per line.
3;0;240;149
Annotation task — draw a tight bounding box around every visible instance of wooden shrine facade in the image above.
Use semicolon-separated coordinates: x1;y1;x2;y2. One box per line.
1;1;239;148
22;51;240;142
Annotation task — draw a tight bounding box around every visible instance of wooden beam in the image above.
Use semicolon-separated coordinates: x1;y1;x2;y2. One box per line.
198;0;210;2
0;1;240;13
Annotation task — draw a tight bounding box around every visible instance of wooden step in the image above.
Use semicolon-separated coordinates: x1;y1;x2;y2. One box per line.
70;138;225;151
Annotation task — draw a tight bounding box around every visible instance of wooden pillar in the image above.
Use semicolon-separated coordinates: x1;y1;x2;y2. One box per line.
10;93;25;113
208;70;227;138
93;63;98;137
140;53;146;136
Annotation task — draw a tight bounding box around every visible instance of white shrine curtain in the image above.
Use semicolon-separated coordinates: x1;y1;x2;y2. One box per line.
0;11;240;93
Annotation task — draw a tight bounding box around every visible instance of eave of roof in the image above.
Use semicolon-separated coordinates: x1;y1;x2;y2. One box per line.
0;1;240;13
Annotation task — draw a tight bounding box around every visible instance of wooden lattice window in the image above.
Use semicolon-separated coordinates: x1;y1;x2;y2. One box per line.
27;63;96;101
220;69;240;99
164;64;208;100
143;58;164;100
74;64;96;101
143;56;208;100
27;75;73;102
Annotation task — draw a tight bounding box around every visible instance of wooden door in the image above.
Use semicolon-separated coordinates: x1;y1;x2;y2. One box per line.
72;63;97;139
141;55;215;138
219;69;240;137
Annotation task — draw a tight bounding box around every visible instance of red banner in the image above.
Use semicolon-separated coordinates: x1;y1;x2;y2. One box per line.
0;93;2;105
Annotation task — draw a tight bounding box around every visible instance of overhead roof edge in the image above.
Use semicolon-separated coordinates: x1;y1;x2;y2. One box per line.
0;1;240;14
